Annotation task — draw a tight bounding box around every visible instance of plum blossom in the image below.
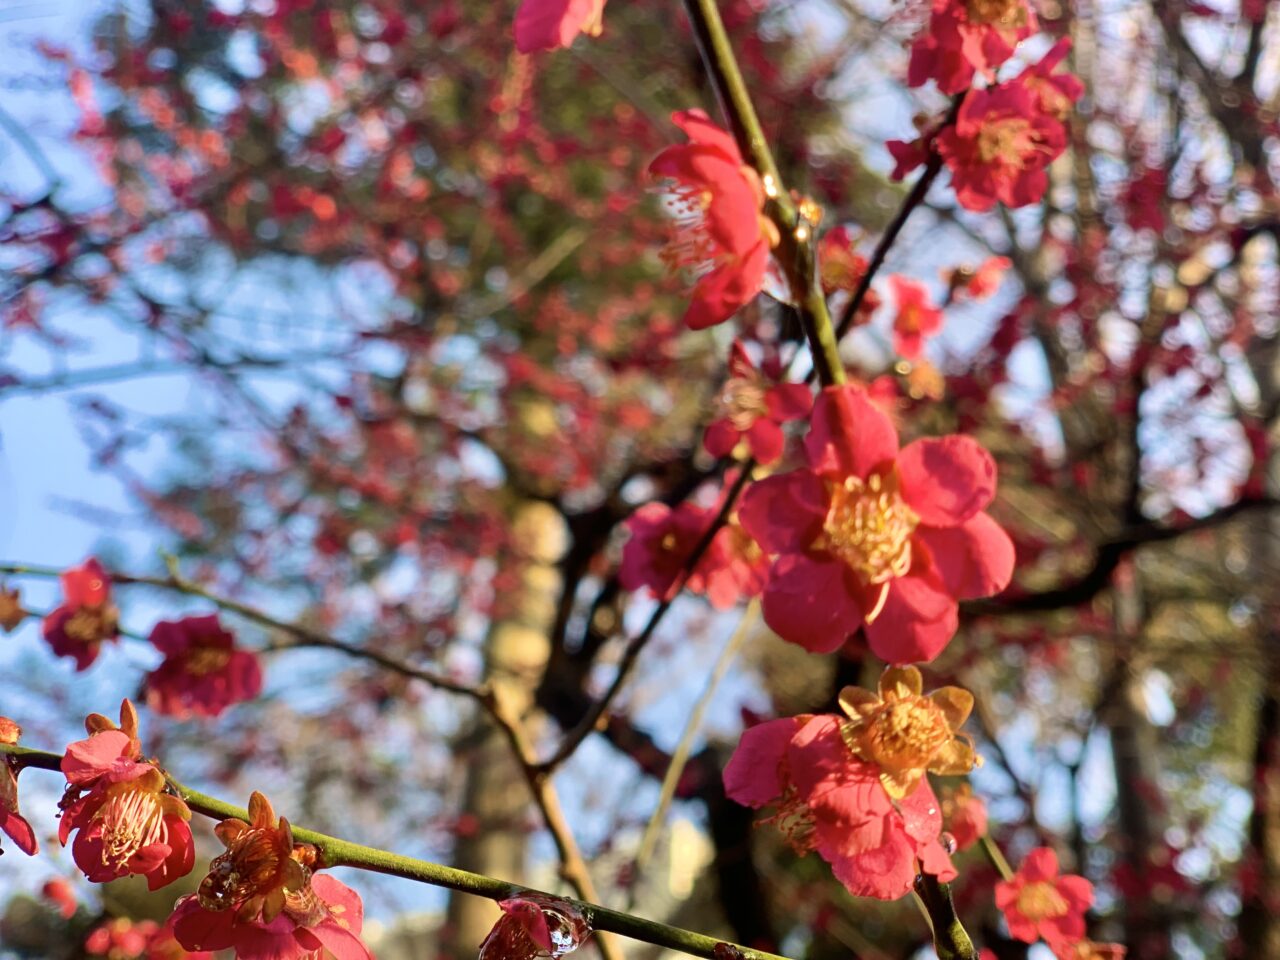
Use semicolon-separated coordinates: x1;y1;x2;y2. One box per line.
705;341;812;465
42;558;119;670
143;614;263;719
909;0;1038;95
888;276;944;360
59;700;194;890
649;110;778;330
738;384;1014;663
995;847;1095;948
724;713;957;900
1;718;37;857
170;792;372;960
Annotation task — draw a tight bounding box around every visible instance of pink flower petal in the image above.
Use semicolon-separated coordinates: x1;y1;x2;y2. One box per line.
761;553;863;654
737;471;828;554
864;574;958;664
913;512;1014;600
804;386;899;481
898;436;997;527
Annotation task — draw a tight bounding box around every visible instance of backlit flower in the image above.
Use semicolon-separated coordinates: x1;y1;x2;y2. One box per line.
839;665;976;799
724;714;956;900
909;0;1038;95
170;792;371;960
940;783;988;851
514;0;606;53
738;384;1014;662
946;256;1010;302
936;84;1067;212
620;499;766;610
143;614;263;719
705;341;812;465
42;558;120;670
995;847;1094;948
888;276;944;360
59;700;194;890
1;718;37;857
1014;39;1085;121
649;110;778;330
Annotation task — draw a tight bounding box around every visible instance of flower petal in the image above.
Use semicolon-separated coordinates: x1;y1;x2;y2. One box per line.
723;717;800;808
683;242;768;330
898;436;997;527
864;574;958;664
804;385;899;480
738;471;828;554
913;512;1014;599
703;418;742;458
746;418;785;465
764;382;813;422
761;553;863;654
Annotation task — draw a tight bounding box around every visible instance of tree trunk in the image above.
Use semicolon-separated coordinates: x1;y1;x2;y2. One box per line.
444;500;566;958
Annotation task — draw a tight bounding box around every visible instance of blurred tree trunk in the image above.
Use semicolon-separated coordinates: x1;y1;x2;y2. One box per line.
1238;334;1280;958
444;498;566;958
1107;570;1170;959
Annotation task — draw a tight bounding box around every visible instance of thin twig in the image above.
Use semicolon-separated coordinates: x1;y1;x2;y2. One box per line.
629;599;757;893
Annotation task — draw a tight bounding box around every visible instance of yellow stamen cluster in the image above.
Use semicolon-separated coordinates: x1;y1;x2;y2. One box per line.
184;646;234;676
198;791;324;926
1015;880;1071;921
717;374;770;431
976;116;1044;168
822;471;919;612
840;666;977;799
95;775;172;869
966;0;1029;28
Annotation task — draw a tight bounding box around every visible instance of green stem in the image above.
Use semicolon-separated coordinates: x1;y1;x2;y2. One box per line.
1;744;794;960
680;0;845;388
980;834;1016;881
914;874;980;960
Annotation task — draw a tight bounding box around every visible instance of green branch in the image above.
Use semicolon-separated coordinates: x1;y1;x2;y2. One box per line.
1;743;794;960
680;0;845;388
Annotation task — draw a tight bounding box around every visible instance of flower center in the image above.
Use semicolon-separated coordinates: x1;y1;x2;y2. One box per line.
198;828;287;911
184;646;233;676
95;781;168;869
1016;880;1070;922
761;784;816;855
717;375;770;431
858;699;952;774
976;117;1040;168
822;472;918;585
660;184;719;275
967;0;1028;27
64;607;113;643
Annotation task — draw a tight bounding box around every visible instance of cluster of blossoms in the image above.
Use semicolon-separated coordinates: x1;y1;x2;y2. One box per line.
3;695;373;960
896;1;1084;211
85;917;210;960
35;556;262;717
